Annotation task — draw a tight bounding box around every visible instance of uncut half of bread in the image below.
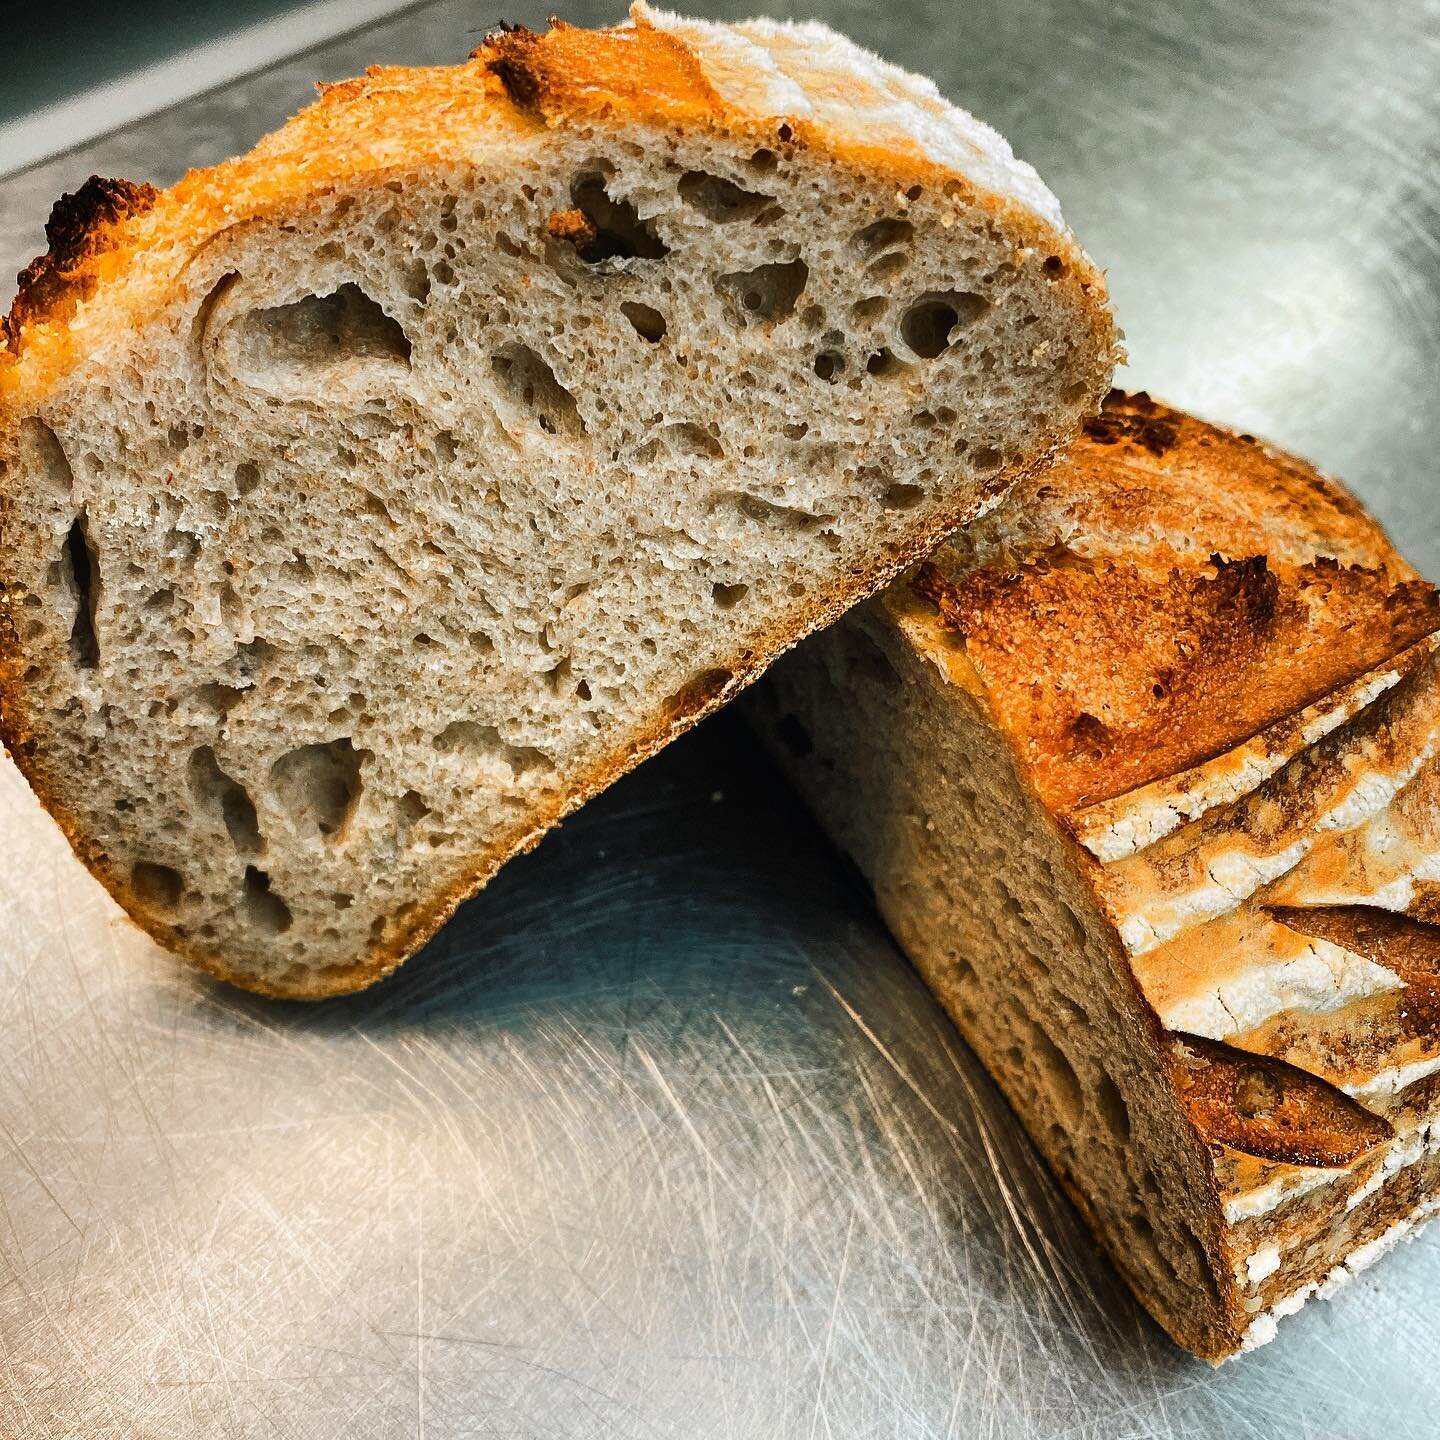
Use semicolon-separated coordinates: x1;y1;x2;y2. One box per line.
748;391;1440;1359
0;6;1115;997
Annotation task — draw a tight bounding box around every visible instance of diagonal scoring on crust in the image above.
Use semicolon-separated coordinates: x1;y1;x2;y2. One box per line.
908;391;1440;1186
1169;1032;1394;1169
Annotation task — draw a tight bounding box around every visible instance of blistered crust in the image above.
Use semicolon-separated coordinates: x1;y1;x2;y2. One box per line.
912;394;1440;814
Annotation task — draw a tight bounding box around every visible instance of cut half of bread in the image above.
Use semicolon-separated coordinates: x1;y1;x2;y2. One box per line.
748;391;1440;1359
0;5;1116;997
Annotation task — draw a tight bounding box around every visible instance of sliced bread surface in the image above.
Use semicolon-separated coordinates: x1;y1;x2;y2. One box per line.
0;5;1116;997
748;392;1440;1358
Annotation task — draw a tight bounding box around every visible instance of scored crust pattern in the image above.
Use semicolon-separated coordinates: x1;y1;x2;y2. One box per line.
903;391;1440;1351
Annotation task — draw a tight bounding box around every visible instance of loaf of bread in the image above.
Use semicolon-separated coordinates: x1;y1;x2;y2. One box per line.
749;391;1440;1359
0;5;1115;997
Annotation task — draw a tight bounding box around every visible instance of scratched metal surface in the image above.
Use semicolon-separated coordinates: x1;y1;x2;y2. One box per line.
2;1;1438;1435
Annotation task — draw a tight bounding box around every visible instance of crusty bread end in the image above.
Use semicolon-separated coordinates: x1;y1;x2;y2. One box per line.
0;6;1116;996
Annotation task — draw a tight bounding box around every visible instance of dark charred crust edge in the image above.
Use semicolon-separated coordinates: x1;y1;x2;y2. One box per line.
477;28;545;111
3;176;157;354
1083;388;1180;456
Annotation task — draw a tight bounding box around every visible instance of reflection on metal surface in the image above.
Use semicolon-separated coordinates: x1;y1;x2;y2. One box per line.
1;1;1438;1435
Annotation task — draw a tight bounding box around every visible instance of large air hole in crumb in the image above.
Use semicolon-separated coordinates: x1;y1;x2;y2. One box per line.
678;170;773;222
851;217;914;256
882;483;925;511
664;422;724;459
132;861;183;912
233;283;411;376
241;866;292;934
398;790;431;828
270;738;365;841
1024;1018;1084;1128
360;490;395;525
60;513;101;670
545;657;573;694
711;581;749;609
569;171;668;261
432;721;549;778
1092;1071;1132;1143
865;348;908;378
620;301;667;342
899;291;989;358
715;259;808;325
1126;1212;1181;1286
188;745;262;855
719;491;835;531
491;344;585;437
813;351;844;382
20;418;75;498
194;682;247;716
866;252;910;283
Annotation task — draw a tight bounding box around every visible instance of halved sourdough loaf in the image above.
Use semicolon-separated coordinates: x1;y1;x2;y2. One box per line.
749;391;1440;1359
0;6;1115;997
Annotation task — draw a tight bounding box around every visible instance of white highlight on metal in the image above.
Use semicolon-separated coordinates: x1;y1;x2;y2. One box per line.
0;0;421;180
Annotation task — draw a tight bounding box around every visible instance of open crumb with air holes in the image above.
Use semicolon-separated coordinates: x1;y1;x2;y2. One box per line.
750;392;1440;1360
0;5;1114;997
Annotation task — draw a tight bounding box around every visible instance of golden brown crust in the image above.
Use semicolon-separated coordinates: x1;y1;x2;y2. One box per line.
915;552;1440;812
1061;391;1400;571
913;392;1440;813
1170;1032;1394;1168
481;19;724;125
1;11;1114;398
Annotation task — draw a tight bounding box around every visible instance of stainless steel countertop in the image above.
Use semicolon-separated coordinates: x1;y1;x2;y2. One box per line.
2;2;1438;1435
